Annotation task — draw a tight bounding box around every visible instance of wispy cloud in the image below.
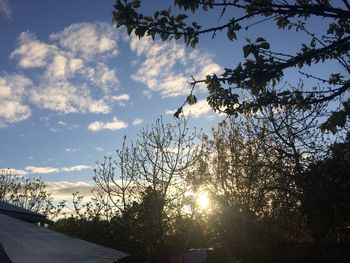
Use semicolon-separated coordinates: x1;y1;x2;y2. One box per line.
25;166;59;174
49;22;119;60
88;117;128;131
0;74;32;127
0;168;27;176
166;99;212;118
111;93;130;101
58;121;67;126
94;146;104;152
45;181;94;200
4;164;93;175
65;148;81;153
11;32;57;68
58;121;78;130
132;118;144;126
0;0;12;19
130;35;221;97
61;165;92;172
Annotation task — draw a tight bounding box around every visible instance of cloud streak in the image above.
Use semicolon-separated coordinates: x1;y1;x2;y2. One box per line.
166;99;212;118
45;181;95;200
2;164;93;175
88;117;128;131
132;118;144;126
61;165;92;172
25;166;59;174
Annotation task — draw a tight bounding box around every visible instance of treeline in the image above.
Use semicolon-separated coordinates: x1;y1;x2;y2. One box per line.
1;107;349;262
0;169;65;218
49;106;350;262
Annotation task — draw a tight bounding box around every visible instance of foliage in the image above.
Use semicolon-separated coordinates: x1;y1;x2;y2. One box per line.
53;187;206;262
53;115;350;261
0;169;65;218
113;0;350;132
191;121;301;246
61;117;203;261
298;136;350;243
93;117;201;213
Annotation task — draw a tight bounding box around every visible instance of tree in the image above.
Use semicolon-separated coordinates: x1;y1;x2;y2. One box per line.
93;117;201;211
298;136;350;243
186;103;329;251
92;117;202;261
0;169;65;218
113;0;350;132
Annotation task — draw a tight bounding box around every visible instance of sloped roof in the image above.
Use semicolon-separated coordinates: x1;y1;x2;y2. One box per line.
0;201;52;224
0;213;129;262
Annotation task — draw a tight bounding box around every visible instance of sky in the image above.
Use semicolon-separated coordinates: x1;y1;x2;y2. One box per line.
0;0;230;201
0;0;342;202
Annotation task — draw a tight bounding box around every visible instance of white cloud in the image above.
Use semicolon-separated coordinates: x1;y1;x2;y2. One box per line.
61;165;92;172
111;93;130;107
30;82;89;113
56;121;79;131
7;22;123;121
49;127;60;133
58;121;67;126
65;148;81;153
25;166;59;174
30;81;111;114
166;99;212;118
2;164;93;177
111;93;130;101
0;0;11;19
88;117;128;131
94;146;104;152
49;22;119;60
45;181;94;200
11;32;57;68
82;63;119;94
130;35;221;97
0;74;32;127
0;168;27;176
88;99;111;114
132;118;144;126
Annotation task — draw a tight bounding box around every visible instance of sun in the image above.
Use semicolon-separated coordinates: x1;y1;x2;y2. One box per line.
197;191;210;210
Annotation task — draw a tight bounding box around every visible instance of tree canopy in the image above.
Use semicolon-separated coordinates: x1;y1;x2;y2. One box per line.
52;115;350;262
0;169;65;218
113;0;350;132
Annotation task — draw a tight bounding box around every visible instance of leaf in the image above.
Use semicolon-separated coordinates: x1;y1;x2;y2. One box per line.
243;45;251;58
227;29;237;41
256;37;266;42
176;14;188;21
173;107;183;118
186;95;197;105
190;37;198;48
259;42;270;49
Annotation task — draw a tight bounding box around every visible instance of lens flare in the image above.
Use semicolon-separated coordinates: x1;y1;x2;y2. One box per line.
197;191;210;209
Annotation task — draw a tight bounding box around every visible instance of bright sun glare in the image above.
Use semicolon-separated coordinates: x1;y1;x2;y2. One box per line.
197;191;210;210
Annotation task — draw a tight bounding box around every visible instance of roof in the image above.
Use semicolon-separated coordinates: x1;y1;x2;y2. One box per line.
0;201;52;224
0;213;129;262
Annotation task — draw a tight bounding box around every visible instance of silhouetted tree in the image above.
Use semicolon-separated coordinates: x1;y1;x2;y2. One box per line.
298;136;350;243
0;169;65;218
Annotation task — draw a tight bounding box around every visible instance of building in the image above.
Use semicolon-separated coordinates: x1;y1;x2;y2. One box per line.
0;201;129;263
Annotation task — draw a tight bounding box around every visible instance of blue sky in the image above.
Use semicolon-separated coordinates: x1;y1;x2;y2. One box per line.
0;0;341;200
0;0;230;200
